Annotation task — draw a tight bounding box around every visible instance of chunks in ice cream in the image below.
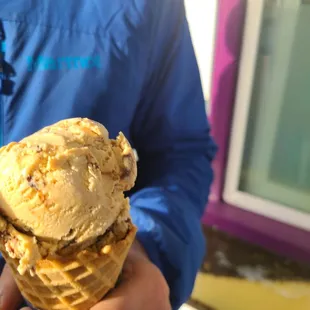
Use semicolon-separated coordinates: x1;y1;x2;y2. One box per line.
0;118;137;274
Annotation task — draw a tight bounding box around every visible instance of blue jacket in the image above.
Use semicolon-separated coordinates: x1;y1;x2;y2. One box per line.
0;0;217;308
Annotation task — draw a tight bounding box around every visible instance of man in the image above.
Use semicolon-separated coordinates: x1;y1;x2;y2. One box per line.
0;0;217;309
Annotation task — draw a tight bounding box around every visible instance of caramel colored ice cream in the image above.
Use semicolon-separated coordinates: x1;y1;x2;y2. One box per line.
0;118;137;274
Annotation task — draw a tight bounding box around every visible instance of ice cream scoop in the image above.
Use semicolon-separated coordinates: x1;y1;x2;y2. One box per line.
0;118;137;274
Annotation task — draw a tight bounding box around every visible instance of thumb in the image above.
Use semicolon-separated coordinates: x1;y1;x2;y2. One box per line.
90;256;144;310
0;264;23;310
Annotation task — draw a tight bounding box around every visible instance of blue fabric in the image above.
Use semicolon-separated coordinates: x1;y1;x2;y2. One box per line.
0;1;217;309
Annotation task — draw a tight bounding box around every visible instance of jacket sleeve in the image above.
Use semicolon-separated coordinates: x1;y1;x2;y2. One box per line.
129;1;217;308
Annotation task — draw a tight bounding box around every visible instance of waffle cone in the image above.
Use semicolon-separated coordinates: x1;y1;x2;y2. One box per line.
0;226;137;310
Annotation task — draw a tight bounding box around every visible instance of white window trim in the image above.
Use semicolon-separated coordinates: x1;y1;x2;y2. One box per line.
223;0;310;231
185;0;218;104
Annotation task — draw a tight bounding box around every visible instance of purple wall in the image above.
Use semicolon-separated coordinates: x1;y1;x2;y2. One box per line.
203;0;310;263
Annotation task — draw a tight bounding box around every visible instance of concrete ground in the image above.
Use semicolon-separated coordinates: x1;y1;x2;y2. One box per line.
187;226;310;310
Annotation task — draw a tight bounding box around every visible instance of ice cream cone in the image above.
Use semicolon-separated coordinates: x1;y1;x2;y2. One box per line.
0;226;137;310
0;118;138;309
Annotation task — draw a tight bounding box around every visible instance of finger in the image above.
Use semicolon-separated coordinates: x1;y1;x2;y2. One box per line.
91;260;141;310
90;279;139;310
91;254;170;310
0;264;23;310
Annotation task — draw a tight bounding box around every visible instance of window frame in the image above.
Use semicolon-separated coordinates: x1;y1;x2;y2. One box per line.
222;0;310;230
204;0;310;262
